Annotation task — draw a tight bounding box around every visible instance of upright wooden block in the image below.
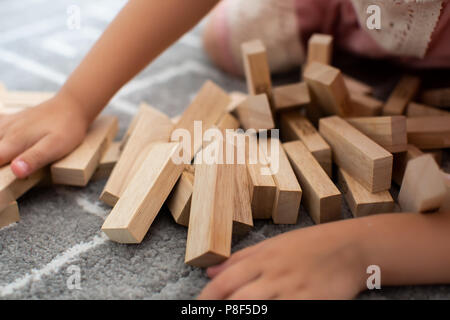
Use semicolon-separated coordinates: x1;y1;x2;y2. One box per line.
283;141;341;224
273;82;310;112
92;141;121;181
343;75;373;95
216;113;240;131
319;116;393;192
167;169;194;227
235;94;275;130
407;102;450;117
306;34;333;66
0;90;55;108
383;76;421;115
304;62;352;117
421;88;450;108
398;155;447;213
392;144;424;186
338;168;394;218
171;81;230;159
262;138;302;224
0;202;20;229
0;165;46;211
101;105;173;206
185;144;235;267
439;172;450;213
406;116;450;149
102;142;183;243
280;112;332;176
232;159;254;234
349;93;383;116
51;115;118;186
120;104;150;150
347;116;407;153
241;40;272;99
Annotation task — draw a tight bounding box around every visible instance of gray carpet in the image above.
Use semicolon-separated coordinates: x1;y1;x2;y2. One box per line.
0;0;449;300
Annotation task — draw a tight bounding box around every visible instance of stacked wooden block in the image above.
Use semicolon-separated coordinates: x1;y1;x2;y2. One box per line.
1;34;449;270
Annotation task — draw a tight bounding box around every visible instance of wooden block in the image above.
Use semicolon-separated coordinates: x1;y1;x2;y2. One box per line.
421;88;450;108
102;142;183;243
235;94;275;130
51;115;118;186
232;159;254;234
273;82;310;112
349;93;383;116
383;76;421;115
0;202;20;229
283;141;341;224
425;150;442;166
171;114;181;125
398;154;447;212
171;81;230;159
185;143;235;267
280;112;332;176
241;40;272;99
338;168;394;217
245;135;277;220
407;102;450;117
0;165;46;211
406;116;450;150
0;90;55;108
120;104;149;151
216;113;240;131
392;144;424;186
227;91;247;113
319;116;393;192
306;34;333;66
92;141;121;181
343;75;373;95
347;116;407;153
262;138;302;224
304;62;352;117
439;172;450;213
167;169;194;227
100;105;172;206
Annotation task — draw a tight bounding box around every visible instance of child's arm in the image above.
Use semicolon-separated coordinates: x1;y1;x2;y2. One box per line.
199;211;450;299
1;0;219;178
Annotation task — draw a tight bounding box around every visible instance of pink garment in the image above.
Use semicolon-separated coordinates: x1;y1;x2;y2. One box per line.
296;0;450;68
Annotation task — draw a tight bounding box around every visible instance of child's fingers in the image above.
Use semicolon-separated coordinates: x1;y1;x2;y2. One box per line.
0;137;29;167
198;260;261;300
11;134;64;178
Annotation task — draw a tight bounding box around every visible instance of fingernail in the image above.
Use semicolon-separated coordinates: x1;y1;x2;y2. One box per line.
12;159;31;177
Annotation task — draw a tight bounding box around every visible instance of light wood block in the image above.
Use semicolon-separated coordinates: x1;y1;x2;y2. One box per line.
101;104;172;206
167;169;194;227
383;76;421;115
262;138;302;224
0;165;46;211
0;202;20;229
102;142;183;243
185;143;235;267
232;159;254;234
421;88;450;108
347;116;407;153
439;172;450;213
406;116;450;149
235;94;275;131
407;102;450;117
171;80;230;159
398;154;447;212
216;113;240;131
227;91;247;113
349;93;383;116
0;90;55;108
338;168;394;217
319;116;393;192
241;40;272;99
51;115;118;186
92;141;121;181
392;144;424;186
273;82;310;112
280;112;332;176
306;34;333;66
304;62;352;117
283;141;341;224
425;150;442;166
120;104;149;150
343;75;373;95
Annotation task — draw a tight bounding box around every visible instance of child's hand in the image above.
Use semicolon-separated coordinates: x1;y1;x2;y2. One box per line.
198;223;367;300
0;94;89;178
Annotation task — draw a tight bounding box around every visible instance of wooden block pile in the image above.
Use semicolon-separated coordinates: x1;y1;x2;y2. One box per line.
1;33;449;270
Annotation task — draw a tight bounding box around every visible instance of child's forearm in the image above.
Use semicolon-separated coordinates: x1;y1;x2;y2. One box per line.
354;211;450;287
59;0;219;122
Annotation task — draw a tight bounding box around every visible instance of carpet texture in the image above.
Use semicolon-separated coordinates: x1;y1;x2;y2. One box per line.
0;0;449;300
